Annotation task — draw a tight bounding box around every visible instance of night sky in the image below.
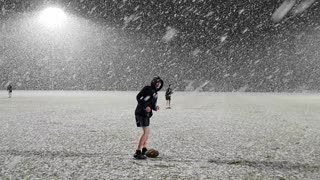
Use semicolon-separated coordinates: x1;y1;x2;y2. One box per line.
1;0;320;91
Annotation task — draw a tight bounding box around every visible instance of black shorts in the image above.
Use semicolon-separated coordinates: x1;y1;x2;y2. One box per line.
135;115;150;127
165;96;171;100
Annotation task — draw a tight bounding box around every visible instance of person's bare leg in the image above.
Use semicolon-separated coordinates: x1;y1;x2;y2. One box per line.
137;127;150;150
142;129;149;149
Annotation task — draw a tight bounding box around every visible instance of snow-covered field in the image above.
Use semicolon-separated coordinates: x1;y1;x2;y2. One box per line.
0;91;319;179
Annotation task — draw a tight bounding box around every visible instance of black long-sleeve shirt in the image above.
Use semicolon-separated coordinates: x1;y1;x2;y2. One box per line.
165;87;173;97
135;81;163;117
7;85;12;92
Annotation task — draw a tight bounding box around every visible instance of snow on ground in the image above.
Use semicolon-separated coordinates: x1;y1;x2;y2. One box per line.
0;91;320;179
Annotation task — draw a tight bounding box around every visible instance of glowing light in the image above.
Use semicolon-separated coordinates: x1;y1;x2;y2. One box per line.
38;7;66;29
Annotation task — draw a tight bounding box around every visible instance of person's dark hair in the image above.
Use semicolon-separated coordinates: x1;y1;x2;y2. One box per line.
151;76;163;91
151;76;161;85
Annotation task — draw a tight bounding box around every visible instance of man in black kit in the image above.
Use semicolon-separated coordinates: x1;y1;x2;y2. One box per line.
7;84;13;98
165;84;173;109
133;76;163;160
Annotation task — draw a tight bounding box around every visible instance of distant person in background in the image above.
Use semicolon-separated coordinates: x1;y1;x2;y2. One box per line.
165;84;173;109
133;76;163;160
7;84;13;98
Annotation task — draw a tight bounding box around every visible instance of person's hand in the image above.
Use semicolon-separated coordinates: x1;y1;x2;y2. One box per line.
155;105;160;111
146;106;151;112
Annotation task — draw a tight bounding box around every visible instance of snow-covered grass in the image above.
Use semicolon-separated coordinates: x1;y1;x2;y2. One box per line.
0;91;319;179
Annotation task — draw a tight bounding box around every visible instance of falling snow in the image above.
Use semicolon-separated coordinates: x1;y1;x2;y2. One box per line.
220;35;227;42
0;0;319;92
161;26;178;43
292;0;316;15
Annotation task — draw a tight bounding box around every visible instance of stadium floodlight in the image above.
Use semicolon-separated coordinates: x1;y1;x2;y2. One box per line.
38;7;67;89
38;7;66;29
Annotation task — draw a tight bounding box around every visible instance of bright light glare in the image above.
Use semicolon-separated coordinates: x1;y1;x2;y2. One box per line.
38;7;66;28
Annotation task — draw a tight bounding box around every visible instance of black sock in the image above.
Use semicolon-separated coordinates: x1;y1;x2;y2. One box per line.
135;150;141;155
142;148;147;154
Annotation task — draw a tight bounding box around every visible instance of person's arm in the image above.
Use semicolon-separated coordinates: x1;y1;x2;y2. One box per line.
151;98;159;111
136;87;146;103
